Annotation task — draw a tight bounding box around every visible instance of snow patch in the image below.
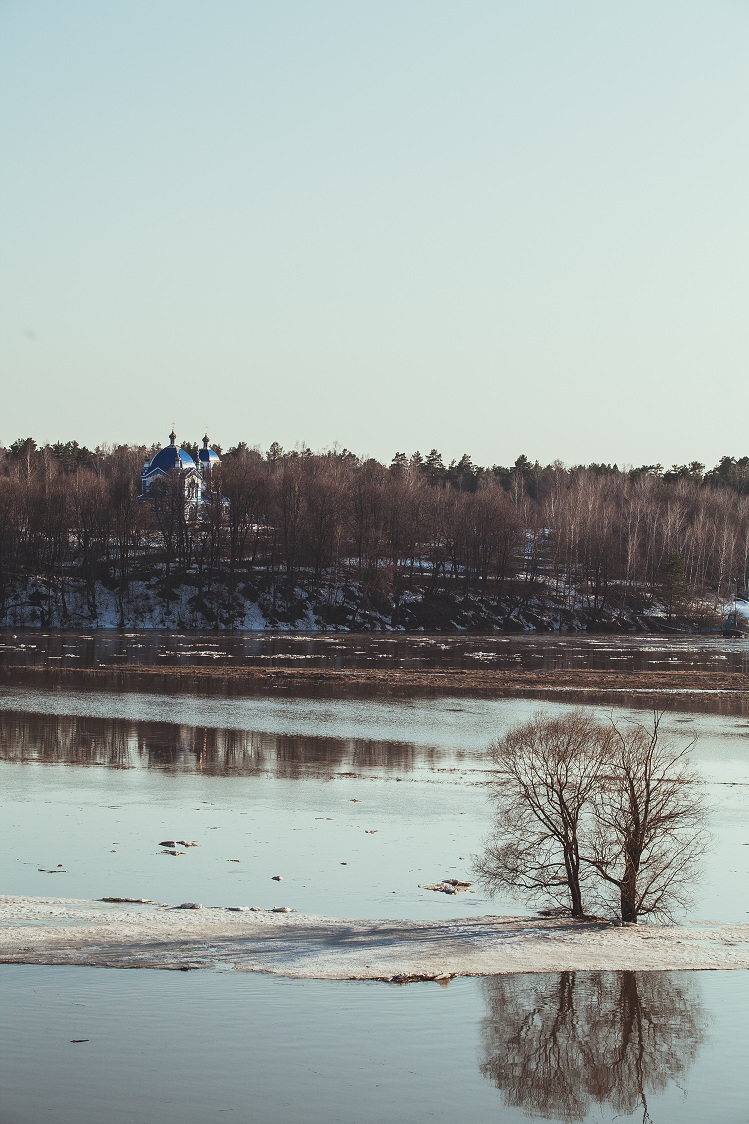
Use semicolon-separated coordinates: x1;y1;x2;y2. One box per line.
1;896;748;978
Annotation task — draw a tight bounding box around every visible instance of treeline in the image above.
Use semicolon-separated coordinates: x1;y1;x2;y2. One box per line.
1;436;749;628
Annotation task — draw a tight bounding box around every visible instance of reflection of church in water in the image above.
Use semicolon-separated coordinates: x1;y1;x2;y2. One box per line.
140;429;221;507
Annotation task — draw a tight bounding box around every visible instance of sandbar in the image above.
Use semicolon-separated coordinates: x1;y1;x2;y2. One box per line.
1;896;748;978
4;663;749;715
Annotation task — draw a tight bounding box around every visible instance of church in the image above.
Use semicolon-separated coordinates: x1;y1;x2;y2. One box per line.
140;430;221;506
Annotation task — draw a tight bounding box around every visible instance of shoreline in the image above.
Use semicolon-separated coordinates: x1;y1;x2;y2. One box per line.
3;663;749;712
2;896;748;978
6;663;749;697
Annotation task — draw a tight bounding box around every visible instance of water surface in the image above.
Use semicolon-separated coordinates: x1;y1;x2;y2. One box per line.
2;650;748;1124
0;966;745;1123
4;628;749;673
1;693;747;921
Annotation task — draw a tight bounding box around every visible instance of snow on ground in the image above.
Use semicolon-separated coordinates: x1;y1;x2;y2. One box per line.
1;572;729;633
733;599;749;622
2;897;748;978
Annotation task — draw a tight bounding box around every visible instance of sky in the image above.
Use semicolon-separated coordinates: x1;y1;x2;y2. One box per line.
1;0;748;468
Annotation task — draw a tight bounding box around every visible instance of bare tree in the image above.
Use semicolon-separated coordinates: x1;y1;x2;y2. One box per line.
107;448;145;627
220;448;268;595
148;470;186;582
477;710;708;923
0;476;21;612
585;713;708;922
476;711;612;918
70;470;110;616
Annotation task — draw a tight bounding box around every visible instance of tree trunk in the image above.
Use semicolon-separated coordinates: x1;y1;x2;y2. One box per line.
564;849;585;918
619;855;639;922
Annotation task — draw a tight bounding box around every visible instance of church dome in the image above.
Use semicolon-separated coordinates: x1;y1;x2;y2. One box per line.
197;434;220;469
148;430;197;473
140;428;217;507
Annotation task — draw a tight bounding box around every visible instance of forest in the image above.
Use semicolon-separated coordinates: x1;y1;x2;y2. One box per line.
1;436;748;631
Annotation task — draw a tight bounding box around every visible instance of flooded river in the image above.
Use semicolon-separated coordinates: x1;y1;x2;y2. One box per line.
3;627;749;674
1;965;747;1124
1;632;748;1122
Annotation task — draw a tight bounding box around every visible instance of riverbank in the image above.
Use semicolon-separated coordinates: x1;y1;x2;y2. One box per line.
2;897;747;977
2;571;727;635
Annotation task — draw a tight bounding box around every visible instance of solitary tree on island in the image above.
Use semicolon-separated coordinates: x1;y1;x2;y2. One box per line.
477;710;708;923
475;712;612;919
586;713;708;922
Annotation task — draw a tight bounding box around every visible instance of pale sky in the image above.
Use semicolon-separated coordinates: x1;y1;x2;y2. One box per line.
1;1;748;468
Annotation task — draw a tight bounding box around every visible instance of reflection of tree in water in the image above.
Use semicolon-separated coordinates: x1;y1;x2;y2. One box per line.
0;709;134;769
0;709;427;777
480;970;705;1123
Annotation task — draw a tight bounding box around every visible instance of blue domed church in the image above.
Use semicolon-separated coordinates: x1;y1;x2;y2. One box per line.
197;434;221;477
140;430;221;506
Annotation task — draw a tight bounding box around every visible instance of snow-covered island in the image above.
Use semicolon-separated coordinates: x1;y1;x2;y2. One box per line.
2;897;748;978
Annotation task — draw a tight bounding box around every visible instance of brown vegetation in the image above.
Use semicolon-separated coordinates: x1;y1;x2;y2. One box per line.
3;662;748;710
1;439;749;629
